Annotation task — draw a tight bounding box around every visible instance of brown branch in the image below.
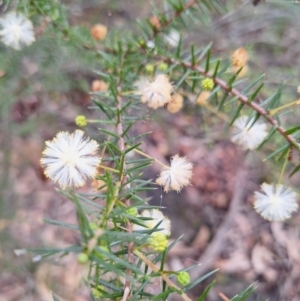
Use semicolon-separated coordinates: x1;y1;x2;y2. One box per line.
163;56;300;151
153;0;198;36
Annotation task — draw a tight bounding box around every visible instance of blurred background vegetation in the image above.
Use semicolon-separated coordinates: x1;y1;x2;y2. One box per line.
1;0;300;300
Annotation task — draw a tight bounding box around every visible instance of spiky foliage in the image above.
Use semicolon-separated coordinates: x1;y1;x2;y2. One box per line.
5;0;300;300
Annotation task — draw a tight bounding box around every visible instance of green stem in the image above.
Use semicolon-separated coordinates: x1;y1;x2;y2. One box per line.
269;99;300;115
98;164;119;173
133;148;169;168
278;150;289;185
133;249;193;301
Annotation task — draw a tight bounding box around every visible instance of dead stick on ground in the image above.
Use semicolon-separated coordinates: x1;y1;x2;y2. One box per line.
190;169;249;280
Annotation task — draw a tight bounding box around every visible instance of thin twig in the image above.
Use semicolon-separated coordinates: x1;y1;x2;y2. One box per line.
134;249;194;301
163;56;300;150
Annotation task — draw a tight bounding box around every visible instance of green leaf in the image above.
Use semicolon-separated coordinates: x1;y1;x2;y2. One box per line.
52;292;61;301
212;59;221;78
248;83;264;103
197;281;215;301
229;103;244;126
231;283;256;301
264;144;289;161
289;163;300;177
205;47;211;73
43;219;79;230
285;125;300;135
184;269;218;291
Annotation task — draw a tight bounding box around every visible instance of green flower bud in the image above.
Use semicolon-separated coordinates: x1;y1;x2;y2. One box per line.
92;285;105;298
148;232;168;252
98;246;109;260
126;207;138;217
145;64;155;74
158;63;168;72
77;252;89;264
177;271;191;286
201;78;214;91
89;222;97;231
75;115;87;127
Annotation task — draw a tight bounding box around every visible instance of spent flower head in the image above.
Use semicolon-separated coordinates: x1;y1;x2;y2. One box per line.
40;130;101;189
254;183;298;221
0;12;35;50
231;47;249;67
231;116;268;150
167;93;184;113
141;74;173;109
156;154;193;193
91;24;107;41
133;209;171;237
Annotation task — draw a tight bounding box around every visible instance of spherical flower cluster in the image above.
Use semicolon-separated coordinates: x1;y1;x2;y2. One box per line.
231;116;268;150
254;183;298;221
196;91;211;105
91;24;107;41
167;93;184;114
148;232;168;252
40;130;101;189
164;29;180;47
125;206;138;217
77;253;89;264
201;78;214;91
145;64;155;74
75;115;87;127
141;74;173;109
158;62;168;72
92;80;108;92
231;47;249;78
133;209;171;237
156;154;193;193
177;271;191;286
0;12;35;50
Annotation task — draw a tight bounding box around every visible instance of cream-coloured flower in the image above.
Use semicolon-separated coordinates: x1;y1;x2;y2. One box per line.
164;29;180;47
231;116;268;150
0;12;35;50
133;209;171;237
254;183;298;221
141;74;173;109
40;130;100;189
134;76;149;95
156;154;193;193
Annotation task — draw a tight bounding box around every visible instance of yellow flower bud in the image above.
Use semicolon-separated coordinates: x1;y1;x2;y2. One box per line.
177;271;191;286
148;232;168;252
126;207;138;217
145;64;155;74
201;78;214;91
75;115;87;127
77;252;88;264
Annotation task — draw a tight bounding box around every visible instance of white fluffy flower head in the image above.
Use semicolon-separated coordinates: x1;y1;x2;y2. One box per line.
141;74;173;109
254;183;298;221
231;116;268;150
41;130;101;189
164;29;180;47
156;154;193;193
0;12;35;50
133;209;171;237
